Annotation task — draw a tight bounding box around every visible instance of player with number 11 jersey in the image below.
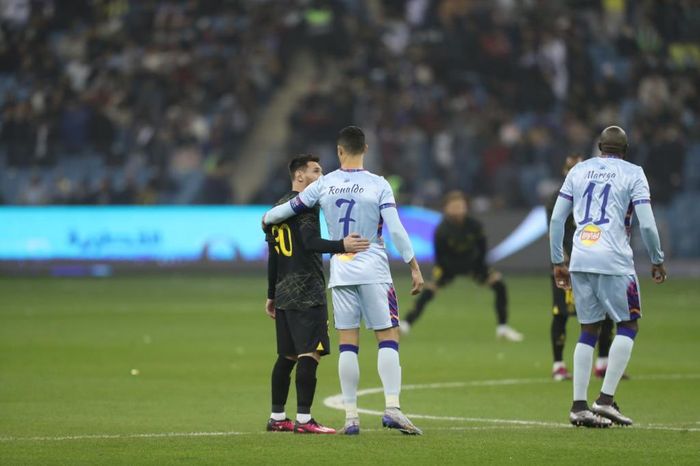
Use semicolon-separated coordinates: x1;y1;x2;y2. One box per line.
550;125;665;428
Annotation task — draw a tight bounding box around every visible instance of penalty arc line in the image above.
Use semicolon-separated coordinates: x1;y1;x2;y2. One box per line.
322;373;700;432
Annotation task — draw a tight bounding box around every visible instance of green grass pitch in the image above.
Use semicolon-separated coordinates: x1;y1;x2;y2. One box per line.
1;273;699;465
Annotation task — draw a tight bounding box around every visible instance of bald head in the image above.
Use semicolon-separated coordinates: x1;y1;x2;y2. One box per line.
598;126;628;157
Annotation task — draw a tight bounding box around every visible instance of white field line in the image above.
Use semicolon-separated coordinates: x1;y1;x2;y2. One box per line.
1;374;698;442
0;431;248;442
323;373;700;432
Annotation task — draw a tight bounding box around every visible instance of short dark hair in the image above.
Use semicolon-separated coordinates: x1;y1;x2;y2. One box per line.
288;154;320;180
337;126;366;155
442;190;468;208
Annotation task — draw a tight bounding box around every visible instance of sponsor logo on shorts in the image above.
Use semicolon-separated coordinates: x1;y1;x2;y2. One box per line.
580;224;602;246
337;253;356;262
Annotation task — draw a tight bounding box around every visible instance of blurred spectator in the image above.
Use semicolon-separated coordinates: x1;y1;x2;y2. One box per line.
1;0;698;214
257;0;698;211
1;0;306;203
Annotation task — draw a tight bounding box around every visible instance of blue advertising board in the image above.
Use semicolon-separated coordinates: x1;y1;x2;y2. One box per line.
0;206;545;263
0;206;442;262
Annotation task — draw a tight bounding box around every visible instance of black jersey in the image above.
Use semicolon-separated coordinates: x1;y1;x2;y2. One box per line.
266;191;345;311
546;190;576;259
433;216;487;273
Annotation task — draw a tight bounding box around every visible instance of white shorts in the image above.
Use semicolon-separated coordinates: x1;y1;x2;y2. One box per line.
331;283;399;330
570;272;642;324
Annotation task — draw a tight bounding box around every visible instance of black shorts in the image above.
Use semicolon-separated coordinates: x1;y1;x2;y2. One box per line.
275;305;330;357
550;275;576;316
432;265;490;287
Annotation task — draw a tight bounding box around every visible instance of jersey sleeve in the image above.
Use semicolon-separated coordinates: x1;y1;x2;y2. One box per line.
266;238;277;300
474;220;488;270
297;176;324;209
297;210;345;254
433;225;448;266
634;202;664;265
549;195;574;264
631;167;652;205
381;207;415;263
264;178;324;225
558;169;575;202
378;178;397;211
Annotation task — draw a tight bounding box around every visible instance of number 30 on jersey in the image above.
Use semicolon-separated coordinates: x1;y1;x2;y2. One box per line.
271;224;293;257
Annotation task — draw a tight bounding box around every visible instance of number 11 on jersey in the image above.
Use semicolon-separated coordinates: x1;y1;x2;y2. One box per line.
580;182;611;226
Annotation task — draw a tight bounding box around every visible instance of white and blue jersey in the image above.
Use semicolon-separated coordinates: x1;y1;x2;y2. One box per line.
266;168;415;288
554;156;661;275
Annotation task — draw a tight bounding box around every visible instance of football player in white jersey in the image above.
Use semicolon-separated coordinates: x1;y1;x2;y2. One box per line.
550;126;666;428
263;126;425;435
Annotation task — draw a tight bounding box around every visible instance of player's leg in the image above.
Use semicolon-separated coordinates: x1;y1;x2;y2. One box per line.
594;317;617;378
568;272;612;427
332;286;362;434
400;266;452;333
477;269;523;342
267;309;296;432
362;284;422;435
591;275;641;425
550;275;572;380
287;306;335;434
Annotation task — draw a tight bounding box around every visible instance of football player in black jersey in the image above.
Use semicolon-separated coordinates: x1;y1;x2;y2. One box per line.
400;191;523;341
265;154;370;434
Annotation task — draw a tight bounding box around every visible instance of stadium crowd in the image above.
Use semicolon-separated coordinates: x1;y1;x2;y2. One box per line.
0;0;309;204
260;0;700;210
1;0;699;218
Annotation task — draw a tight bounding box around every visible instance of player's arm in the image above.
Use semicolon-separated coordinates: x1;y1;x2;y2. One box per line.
433;226;448;266
381;206;424;294
473;220;488;271
263;178;323;227
549;193;573;289
297;212;370;254
379;179;423;294
632;169;666;283
265;234;277;319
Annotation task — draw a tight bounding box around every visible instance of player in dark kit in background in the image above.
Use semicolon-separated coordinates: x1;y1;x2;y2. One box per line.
547;156;616;381
400;191;523;342
265;154;370;434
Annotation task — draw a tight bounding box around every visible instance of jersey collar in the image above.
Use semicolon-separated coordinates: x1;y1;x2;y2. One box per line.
600;153;623;159
339;168;367;172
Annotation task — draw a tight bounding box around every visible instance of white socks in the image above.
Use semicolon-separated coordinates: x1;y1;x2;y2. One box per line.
339;341;403;418
377;342;401;409
270;412;286;421
601;335;635;396
573;340;595;402
338;345;360;419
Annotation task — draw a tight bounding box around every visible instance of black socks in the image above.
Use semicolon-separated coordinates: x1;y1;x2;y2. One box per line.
598;318;614;358
491;280;508;325
551;313;569;362
295;356;319;415
271;356;296;413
